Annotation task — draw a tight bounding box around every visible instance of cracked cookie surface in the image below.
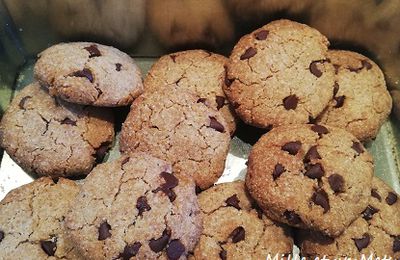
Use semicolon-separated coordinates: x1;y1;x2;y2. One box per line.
224;19;335;128
119;85;230;190
317;50;392;141
34;42;143;106
0;82;114;178
299;177;400;258
0;177;82;260
191;181;293;260
245;124;374;237
65;153;202;260
144;50;237;135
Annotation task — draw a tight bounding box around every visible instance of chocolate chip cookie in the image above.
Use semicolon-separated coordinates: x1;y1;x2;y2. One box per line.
192;181;293;260
34;42;143;106
316;50;392;141
144;50;237;135
0;177;82;259
0;82;114;178
299;177;400;258
119;85;230;190
65;153;202;260
224;19;335;128
246;124;374;237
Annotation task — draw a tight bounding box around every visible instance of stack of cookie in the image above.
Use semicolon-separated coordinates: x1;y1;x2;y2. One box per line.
0;19;398;259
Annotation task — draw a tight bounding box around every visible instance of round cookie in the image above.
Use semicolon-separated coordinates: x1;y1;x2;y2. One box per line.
245;124;374;237
299;177;400;258
224;19;335;128
65;153;202;260
120;85;230;190
34;42;143;106
316;50;392;141
144;50;237;135
0;82;114;178
147;0;234;48
192;181;293;260
0;177;82;259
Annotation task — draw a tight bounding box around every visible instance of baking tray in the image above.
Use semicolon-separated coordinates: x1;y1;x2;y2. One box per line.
1;57;400;201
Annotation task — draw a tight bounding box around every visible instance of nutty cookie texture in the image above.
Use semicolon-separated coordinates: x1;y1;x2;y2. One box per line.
317;50;392;141
245;124;374;237
224;19;335;128
192;181;293;260
119;85;230;190
0;82;114;178
65;153;202;260
34;42;143;106
0;177;82;259
299;177;400;258
144;49;237;135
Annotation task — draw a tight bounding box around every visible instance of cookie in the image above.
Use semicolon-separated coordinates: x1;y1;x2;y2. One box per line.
316;50;392;141
0;177;82;259
65;153;202;260
192;181;293;260
144;50;237;135
147;0;233;48
245;124;374;237
120;84;230;190
299;177;400;258
224;19;335;128
34;42;143;106
0;82;114;178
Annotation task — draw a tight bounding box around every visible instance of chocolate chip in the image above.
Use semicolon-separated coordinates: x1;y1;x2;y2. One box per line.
353;234;370;251
272;163;285;180
311;125;329;135
95;142;110;163
303;146;321;163
311;189;330;213
351;141;364;155
98;221;112;240
136;196;151;216
208;116;225;133
224;66;233;87
371;189;381;201
195;185;202;194
393;237;400;253
216;96;225;110
149;228;171;253
170;55;177;62
334;95;345;108
305;163;324;179
153;172;179;202
219;249;227;260
386;192;398;205
40;239;57;256
61;117;76;126
166;239;185;260
115;63;122;71
0;230;4;243
84;44;101;58
308;116;316;124
197;98;207;104
328;174;345;193
240;47;257;60
282;141;302;155
230;226;245;243
362;205;379;220
120;242;141;259
121;157;130;166
255;30;269;40
18;96;32;109
362;60;372;70
348;65;363;73
71;68;94;83
333;82;339;97
225;194;241;210
283;95;299;110
309;61;323;77
283;210;302;225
